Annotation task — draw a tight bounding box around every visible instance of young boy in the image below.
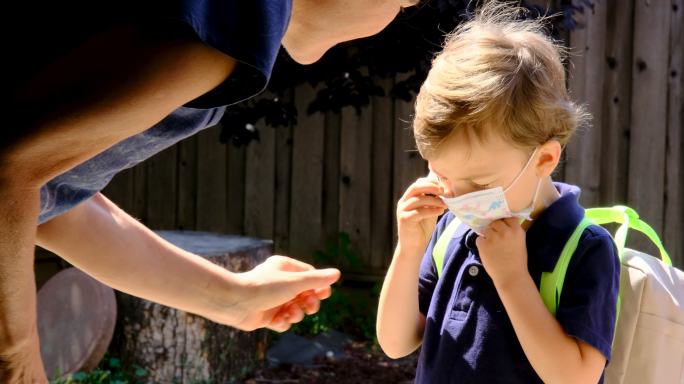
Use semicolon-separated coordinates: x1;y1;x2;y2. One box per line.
376;2;620;383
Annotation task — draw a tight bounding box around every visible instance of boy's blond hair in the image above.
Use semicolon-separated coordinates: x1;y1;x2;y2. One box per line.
413;1;589;158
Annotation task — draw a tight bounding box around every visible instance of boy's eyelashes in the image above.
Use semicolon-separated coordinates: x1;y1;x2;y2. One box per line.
436;175;491;191
469;181;490;190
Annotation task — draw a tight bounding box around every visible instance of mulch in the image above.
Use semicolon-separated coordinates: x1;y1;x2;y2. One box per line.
243;341;419;384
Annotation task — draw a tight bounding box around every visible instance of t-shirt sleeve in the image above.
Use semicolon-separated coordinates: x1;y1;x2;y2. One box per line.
418;213;453;316
556;225;621;361
139;0;292;109
4;0;291;110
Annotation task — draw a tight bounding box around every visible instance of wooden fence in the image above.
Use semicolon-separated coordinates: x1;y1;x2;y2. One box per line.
34;0;682;282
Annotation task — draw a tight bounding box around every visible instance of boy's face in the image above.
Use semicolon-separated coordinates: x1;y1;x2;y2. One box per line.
427;129;547;213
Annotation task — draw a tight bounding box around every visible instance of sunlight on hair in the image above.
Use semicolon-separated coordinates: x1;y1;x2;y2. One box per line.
413;0;591;159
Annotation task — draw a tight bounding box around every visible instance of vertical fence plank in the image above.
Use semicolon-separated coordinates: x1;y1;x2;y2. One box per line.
566;2;608;207
370;78;395;271
196;125;227;232
226;144;246;235
132;162;147;223
322;111;342;257
274;91;294;254
339;103;373;271
145;146;178;229
289;85;325;262
392;77;428;245
102;168;135;213
176;136;198;230
628;0;671;253
600;0;634;205
665;0;684;266
244;123;276;240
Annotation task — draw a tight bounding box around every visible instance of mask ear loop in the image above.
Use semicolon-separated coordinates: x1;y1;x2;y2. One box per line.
527;178;543;217
504;147;539;194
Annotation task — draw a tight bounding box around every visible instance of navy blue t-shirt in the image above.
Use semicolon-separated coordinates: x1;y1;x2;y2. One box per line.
3;0;291;224
416;182;620;383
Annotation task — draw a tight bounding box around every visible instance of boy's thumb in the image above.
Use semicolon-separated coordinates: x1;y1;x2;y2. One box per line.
288;268;341;293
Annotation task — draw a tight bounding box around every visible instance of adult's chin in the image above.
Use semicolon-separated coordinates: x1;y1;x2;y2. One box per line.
282;44;329;65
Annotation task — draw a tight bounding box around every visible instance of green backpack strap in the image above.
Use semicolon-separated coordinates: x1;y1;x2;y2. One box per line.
432;217;462;278
435;206;670;322
584;205;671;265
540;205;671;319
540;217;593;316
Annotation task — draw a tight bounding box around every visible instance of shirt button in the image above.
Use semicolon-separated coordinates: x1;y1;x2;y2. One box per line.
468;265;480;277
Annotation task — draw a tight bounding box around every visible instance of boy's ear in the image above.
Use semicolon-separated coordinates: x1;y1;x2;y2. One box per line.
535;140;562;178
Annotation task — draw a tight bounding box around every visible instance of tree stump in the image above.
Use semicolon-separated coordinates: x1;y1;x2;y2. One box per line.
115;231;272;383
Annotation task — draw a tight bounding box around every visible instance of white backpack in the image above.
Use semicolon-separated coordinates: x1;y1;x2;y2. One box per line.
432;206;684;383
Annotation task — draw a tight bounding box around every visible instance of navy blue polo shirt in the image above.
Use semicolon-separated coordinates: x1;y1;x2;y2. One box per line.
6;0;292;224
416;182;620;383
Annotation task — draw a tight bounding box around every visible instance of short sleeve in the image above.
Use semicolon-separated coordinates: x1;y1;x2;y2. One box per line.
556;225;621;361
4;0;292;110
152;0;293;109
418;213;454;316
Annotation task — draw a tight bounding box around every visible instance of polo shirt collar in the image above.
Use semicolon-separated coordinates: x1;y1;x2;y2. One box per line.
526;182;585;272
460;182;585;272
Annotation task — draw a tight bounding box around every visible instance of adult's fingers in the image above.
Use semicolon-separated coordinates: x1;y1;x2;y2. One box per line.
284;268;341;297
266;255;315;272
283;302;305;324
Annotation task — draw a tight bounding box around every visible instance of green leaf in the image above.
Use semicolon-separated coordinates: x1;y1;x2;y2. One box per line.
71;372;88;381
108;357;121;368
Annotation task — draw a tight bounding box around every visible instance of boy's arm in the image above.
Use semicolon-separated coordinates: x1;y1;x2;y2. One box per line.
495;274;606;383
377;178;446;359
377;245;427;358
477;218;613;384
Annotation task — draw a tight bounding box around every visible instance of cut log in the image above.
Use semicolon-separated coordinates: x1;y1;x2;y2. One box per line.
38;267;117;380
115;231;272;383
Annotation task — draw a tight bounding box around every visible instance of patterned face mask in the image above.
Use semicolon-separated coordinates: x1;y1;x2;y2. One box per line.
437;148;541;235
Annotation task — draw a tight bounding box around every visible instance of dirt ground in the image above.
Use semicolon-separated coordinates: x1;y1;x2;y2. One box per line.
243;341;419;384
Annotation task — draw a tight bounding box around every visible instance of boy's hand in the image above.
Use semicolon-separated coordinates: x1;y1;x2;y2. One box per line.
476;217;529;289
396;178;448;255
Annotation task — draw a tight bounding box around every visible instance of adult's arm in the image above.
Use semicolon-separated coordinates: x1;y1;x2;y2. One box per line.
0;23;236;383
36;192;338;331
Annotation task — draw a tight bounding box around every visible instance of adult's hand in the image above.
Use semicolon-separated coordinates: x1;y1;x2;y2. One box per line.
223;256;340;332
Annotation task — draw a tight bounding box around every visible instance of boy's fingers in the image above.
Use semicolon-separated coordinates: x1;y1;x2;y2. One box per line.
489;220;507;233
502;217;520;228
402;196;447;211
403;207;447;221
403;182;443;199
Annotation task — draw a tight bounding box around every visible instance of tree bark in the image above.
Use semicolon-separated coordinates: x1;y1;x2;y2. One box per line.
114;231;271;383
